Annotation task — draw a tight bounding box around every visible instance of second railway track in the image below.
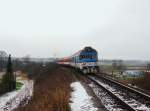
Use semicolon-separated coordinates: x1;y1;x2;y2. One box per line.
87;74;150;111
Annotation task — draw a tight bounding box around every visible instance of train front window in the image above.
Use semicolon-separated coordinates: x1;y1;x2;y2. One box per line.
79;55;83;60
80;54;96;60
92;55;96;59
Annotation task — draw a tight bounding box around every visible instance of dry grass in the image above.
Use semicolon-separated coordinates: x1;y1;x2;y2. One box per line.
16;65;75;111
118;72;150;91
131;72;150;90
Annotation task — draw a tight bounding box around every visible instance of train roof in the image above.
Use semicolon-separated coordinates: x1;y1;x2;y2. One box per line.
82;46;97;53
71;46;97;57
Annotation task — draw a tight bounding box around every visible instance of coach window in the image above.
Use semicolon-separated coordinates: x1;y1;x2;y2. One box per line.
92;55;96;59
83;55;85;59
86;55;88;58
90;55;92;59
80;55;84;59
79;55;82;60
85;55;87;59
89;55;91;59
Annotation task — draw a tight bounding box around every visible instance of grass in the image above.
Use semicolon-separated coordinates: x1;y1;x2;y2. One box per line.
16;64;75;111
117;72;150;91
16;82;23;90
130;72;150;90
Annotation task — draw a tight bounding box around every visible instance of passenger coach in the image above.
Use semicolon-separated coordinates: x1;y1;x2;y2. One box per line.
57;47;99;74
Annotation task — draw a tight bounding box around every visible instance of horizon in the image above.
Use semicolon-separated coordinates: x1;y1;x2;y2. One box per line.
1;47;150;61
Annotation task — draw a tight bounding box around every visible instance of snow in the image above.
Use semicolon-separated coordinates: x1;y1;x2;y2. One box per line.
91;77;150;111
70;82;97;111
0;80;34;111
89;83;126;111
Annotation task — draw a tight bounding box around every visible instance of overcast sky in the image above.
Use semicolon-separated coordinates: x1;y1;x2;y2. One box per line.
0;0;150;60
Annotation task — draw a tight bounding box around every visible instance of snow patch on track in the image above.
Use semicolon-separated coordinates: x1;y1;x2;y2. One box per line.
70;82;97;111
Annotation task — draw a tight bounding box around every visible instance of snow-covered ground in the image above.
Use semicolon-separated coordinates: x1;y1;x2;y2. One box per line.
91;77;150;111
70;82;97;111
0;80;34;111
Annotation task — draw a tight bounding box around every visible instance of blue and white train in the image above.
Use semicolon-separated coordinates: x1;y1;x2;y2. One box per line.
58;47;99;74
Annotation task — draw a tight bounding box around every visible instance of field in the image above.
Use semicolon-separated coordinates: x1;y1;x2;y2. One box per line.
129;72;150;91
16;64;75;111
100;64;150;92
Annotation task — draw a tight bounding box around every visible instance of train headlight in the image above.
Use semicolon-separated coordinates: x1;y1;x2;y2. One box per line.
83;63;86;66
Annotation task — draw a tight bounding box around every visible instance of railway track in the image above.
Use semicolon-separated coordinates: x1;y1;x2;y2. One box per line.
87;74;150;111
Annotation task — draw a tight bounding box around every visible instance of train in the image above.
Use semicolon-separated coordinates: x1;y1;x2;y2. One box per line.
57;46;99;74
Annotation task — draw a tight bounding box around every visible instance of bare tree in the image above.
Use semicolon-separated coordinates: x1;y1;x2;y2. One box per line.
0;51;8;71
112;60;117;74
117;60;126;75
147;63;150;71
112;60;126;75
